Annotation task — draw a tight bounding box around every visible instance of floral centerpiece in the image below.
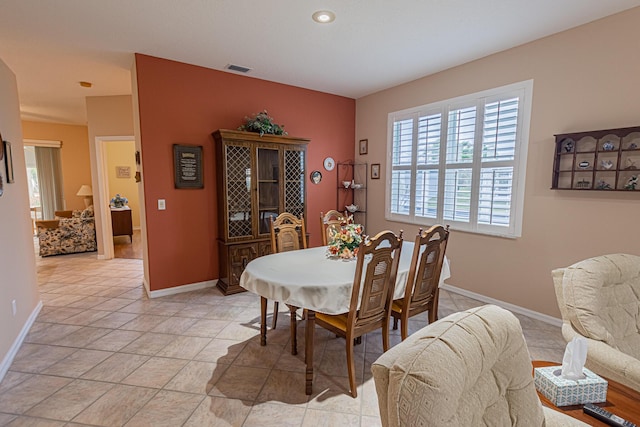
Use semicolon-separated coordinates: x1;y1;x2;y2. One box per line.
327;219;364;260
110;193;128;208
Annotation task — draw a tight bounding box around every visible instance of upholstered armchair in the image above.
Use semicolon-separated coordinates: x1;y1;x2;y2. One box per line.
36;207;97;257
372;305;587;426
552;253;640;392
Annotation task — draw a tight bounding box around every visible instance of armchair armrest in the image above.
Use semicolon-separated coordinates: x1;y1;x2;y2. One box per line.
36;220;60;230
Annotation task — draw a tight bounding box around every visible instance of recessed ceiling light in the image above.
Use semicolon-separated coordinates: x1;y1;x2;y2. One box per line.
312;10;335;24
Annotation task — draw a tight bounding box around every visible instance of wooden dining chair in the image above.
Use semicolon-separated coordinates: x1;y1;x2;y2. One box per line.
319;209;346;246
391;225;449;341
267;212;307;354
315;229;403;397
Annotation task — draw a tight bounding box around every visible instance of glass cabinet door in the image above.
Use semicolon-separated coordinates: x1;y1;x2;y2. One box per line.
225;145;252;238
257;148;280;234
284;149;305;219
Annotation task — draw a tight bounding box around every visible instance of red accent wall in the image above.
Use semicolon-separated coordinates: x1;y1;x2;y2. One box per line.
135;54;355;291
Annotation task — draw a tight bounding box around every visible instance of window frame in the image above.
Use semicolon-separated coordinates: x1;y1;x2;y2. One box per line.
385;80;533;238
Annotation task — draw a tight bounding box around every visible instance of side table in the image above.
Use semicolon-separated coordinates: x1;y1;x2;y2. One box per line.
111;208;133;242
533;361;640;425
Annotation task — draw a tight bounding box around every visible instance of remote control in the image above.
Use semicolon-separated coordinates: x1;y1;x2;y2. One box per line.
583;403;636;427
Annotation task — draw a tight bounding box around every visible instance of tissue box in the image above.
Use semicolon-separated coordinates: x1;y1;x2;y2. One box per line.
534;366;607;406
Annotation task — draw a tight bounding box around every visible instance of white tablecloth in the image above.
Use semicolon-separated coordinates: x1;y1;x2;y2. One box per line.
239;242;450;315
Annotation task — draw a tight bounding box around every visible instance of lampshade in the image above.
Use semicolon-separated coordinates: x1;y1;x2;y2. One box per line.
76;185;93;196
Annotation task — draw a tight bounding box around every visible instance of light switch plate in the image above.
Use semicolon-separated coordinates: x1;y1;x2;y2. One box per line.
158;199;166;210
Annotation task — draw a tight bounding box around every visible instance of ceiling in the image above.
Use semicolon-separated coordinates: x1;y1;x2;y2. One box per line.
1;1;639;125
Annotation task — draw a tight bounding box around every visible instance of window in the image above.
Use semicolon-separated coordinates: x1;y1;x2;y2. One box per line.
386;80;532;238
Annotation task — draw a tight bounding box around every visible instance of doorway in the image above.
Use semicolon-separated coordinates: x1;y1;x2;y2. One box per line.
95;136;142;259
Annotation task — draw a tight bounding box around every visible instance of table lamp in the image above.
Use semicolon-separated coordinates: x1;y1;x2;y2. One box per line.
76;185;93;208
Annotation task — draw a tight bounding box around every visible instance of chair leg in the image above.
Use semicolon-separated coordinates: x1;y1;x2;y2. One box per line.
260;296;267;346
288;304;298;355
392;316;399;330
346;335;357;398
382;319;390;352
428;302;438;324
400;316;409;341
429;291;440;324
272;301;279;329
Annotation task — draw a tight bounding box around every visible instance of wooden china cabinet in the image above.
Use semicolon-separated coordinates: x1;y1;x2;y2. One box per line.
213;129;309;295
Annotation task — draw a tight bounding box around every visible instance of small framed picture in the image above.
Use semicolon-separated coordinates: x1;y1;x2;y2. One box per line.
371;163;380;179
116;166;131;178
359;139;368;155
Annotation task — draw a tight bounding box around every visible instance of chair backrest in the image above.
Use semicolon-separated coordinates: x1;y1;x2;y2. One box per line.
402;225;449;309
554;254;640;356
319;209;346;246
372;305;545;427
270;212;307;254
348;230;403;335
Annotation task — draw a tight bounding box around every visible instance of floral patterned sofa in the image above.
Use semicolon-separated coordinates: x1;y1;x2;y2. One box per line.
36;207;97;257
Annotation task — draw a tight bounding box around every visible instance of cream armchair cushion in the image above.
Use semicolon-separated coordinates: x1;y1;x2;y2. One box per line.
553;253;640;392
372;305;587;427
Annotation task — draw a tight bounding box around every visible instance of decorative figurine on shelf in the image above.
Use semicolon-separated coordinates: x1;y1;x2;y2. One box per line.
563;139;574;153
626;158;637;170
600;160;614;170
602;141;615;151
629;142;638;150
575;179;591;189
596;179;612;190
624;175;638;190
110;193;128;208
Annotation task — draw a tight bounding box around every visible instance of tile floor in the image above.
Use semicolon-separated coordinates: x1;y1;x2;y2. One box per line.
0;252;567;426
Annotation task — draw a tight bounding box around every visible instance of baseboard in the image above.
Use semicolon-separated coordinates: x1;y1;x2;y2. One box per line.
146;279;217;299
0;300;43;383
441;283;562;327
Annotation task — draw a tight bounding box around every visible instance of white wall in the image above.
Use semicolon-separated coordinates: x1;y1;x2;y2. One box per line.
0;58;40;380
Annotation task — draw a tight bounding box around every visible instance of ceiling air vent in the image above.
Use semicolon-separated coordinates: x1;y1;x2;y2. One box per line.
225;64;252;73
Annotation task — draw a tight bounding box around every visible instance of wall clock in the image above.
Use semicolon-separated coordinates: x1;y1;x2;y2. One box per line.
323;157;335;171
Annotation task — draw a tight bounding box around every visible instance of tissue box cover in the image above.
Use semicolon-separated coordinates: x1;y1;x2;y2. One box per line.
534;366;607;406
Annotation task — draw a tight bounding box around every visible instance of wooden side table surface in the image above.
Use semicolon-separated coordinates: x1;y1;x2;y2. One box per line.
533;361;640;425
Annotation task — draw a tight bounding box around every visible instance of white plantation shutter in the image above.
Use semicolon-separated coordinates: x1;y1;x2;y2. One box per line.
386;81;532;238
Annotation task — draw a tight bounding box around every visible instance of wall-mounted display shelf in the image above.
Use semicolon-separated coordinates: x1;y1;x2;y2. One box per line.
552;126;640;191
337;161;367;231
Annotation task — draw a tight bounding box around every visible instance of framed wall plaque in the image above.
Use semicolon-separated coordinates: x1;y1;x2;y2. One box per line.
116;166;131;178
173;144;203;189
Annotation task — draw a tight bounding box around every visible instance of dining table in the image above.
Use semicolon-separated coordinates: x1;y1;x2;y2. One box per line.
239;242;451;395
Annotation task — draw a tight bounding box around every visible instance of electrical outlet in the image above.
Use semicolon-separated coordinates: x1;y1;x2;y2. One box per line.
158;199;166;210
11;300;16;316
